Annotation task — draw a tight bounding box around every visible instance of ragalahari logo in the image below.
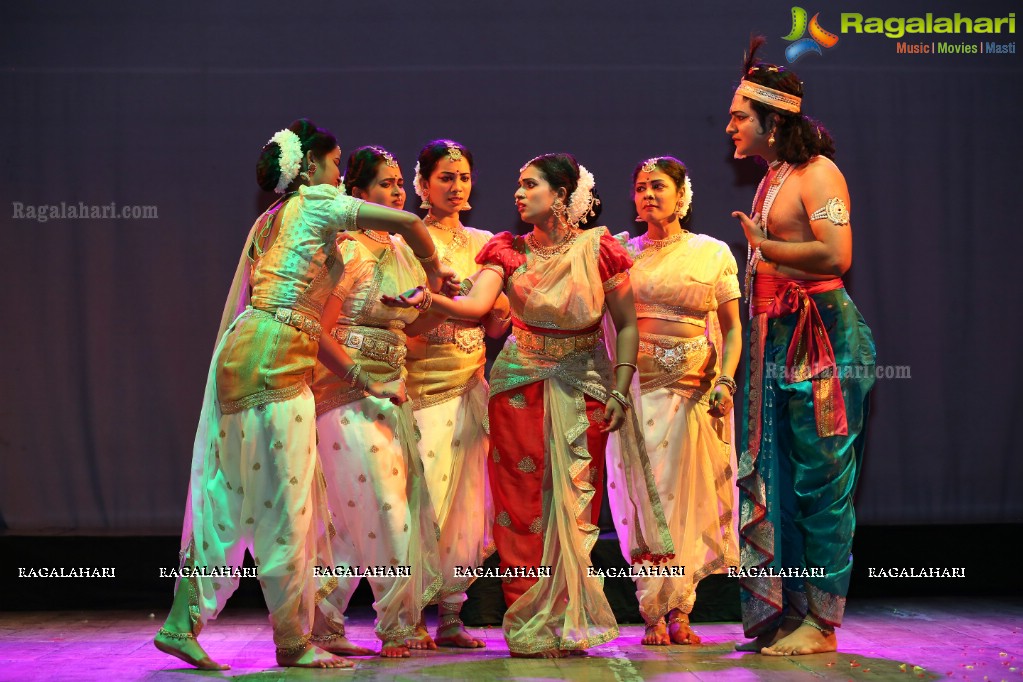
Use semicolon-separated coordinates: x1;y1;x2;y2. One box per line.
783;7;840;62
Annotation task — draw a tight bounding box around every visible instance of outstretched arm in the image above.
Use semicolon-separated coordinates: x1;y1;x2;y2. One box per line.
355;202;456;291
382;268;505;320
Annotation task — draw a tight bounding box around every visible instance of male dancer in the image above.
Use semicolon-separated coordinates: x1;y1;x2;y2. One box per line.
726;39;876;656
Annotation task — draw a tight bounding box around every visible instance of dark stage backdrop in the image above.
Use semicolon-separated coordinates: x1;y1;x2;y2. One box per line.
1;1;1019;532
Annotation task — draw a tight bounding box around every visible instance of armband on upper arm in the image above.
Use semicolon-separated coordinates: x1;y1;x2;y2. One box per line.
808;197;850;226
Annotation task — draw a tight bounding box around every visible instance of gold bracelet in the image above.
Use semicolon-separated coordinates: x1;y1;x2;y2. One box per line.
609;389;633;411
414;288;433;312
345;363;364;389
415;248;439;264
614;362;638;372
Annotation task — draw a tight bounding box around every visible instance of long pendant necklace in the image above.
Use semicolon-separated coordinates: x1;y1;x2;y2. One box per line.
744;162;793;302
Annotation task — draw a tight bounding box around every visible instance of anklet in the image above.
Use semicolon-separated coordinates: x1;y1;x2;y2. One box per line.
309;630;344;643
438;614;464;629
801;617;834;635
276;640;309;657
158;627;196;640
667;614;689;625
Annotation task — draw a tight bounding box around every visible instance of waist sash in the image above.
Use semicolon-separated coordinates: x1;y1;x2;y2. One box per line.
750;274;848;439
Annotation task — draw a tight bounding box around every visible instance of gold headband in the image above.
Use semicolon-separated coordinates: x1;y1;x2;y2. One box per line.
735;79;801;114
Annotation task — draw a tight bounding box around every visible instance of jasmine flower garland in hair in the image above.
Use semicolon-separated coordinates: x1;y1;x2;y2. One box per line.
268;129;303;194
412;161;426;202
678;174;693;219
567;164;598;225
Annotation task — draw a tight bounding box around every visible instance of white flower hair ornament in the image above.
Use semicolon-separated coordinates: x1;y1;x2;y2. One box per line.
338;176;347;196
678;174;693;219
268;129;303;194
412;161;427;201
567;164;599;226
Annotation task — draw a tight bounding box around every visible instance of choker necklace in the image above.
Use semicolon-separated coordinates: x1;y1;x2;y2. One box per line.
526;228;579;259
640;230;690;251
359;229;391;245
425;214;462;232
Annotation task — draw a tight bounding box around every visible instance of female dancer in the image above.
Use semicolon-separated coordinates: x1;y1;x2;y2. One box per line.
155;122;452;670
383;153;672;658
312;145;445;658
405;139;504;648
610;157;741;646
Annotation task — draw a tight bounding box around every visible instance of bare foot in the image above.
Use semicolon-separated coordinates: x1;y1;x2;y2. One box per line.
667;610;701;645
381;640;411;658
511;648;564;659
406;630;437;651
311;634;376;656
761;623;837;656
153;630;229;670
435;622;485;648
735;619;798;652
642;620;670;646
276;644;354;668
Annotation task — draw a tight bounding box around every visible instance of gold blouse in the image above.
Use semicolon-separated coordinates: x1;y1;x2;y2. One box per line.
216;185;363;413
311;236;426;413
405;225;495;409
620;232;740;329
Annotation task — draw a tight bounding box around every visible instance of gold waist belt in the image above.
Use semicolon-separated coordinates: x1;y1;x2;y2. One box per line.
514;327;601;359
254;307;322;338
423;321;486;354
639;334;708;373
331;325;407;368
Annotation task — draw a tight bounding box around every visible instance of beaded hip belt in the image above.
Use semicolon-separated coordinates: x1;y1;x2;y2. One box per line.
639;334;708;373
253;306;322;338
331;325;407;369
514;326;601;359
423;321;486;354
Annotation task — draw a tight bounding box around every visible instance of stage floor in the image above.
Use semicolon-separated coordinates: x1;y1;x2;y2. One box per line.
1;597;1020;681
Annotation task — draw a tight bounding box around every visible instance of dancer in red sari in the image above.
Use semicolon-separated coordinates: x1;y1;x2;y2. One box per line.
383;153;672;658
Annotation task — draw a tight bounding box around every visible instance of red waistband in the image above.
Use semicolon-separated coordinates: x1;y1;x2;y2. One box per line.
751;274;844;317
511;318;602;337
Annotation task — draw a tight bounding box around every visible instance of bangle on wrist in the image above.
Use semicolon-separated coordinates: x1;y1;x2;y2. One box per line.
613;362;638;373
344;363;364;389
714;375;737;395
415;248;439;265
414;288;433;312
609;389;633;411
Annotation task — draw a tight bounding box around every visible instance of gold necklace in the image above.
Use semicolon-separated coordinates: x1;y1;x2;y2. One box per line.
640;230;690;251
425;214;469;262
359;229;391;245
424;214;462;232
526;228;579;259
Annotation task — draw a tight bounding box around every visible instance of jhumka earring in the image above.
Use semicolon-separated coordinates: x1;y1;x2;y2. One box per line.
552;197;568;226
768;130;776;147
